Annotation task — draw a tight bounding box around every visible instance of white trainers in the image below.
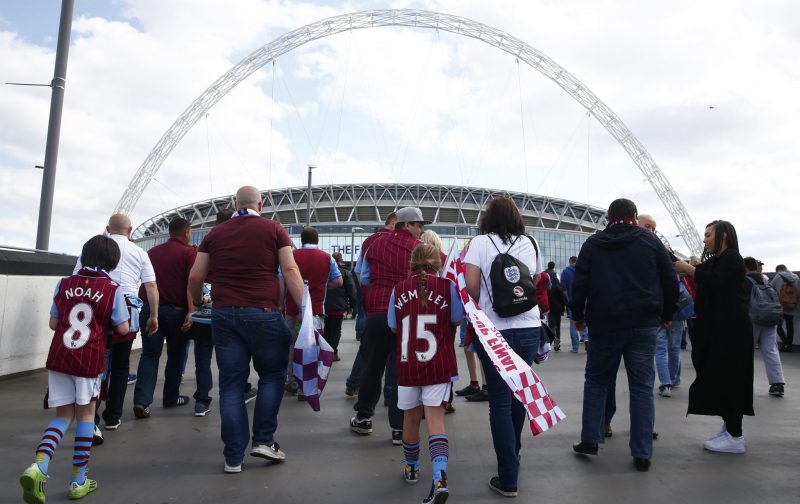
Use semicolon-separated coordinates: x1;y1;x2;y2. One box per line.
707;423;727;442
704;431;745;453
250;442;286;461
224;463;242;473
92;424;104;445
658;385;672;397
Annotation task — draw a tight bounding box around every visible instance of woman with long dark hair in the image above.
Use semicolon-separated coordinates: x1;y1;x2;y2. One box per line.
674;220;753;453
463;197;543;497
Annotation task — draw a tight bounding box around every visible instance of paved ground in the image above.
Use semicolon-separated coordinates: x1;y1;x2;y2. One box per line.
2;320;798;504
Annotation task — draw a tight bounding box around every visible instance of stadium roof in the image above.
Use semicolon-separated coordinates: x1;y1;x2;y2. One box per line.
133;183;608;239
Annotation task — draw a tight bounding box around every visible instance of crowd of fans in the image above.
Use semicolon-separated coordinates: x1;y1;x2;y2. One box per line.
18;187;793;504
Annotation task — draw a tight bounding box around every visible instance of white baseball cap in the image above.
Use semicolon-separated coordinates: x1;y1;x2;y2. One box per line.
395;207;431;224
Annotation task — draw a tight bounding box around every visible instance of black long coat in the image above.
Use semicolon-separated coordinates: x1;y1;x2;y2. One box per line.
687;249;754;418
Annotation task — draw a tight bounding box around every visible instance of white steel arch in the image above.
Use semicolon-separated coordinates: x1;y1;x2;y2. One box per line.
115;9;702;254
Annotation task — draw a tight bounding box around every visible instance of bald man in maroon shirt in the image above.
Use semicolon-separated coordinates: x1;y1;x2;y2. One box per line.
350;206;427;444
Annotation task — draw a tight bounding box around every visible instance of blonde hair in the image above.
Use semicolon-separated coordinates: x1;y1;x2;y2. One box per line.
410;244;442;308
420;230;444;254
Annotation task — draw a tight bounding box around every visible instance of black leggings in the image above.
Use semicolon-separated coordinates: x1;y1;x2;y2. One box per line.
723;415;743;437
324;314;345;353
777;314;794;347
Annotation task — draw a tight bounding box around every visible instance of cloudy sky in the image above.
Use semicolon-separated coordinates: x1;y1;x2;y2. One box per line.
1;0;798;267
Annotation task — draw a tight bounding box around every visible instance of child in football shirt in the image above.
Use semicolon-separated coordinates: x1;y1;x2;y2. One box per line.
20;235;130;503
388;244;464;504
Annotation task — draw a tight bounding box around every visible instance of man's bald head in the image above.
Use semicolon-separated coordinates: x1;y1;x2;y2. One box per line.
638;214;656;233
107;213;132;237
235;186;262;211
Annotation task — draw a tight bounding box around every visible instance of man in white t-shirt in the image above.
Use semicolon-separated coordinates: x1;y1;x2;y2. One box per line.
74;214;159;434
462;197;542;498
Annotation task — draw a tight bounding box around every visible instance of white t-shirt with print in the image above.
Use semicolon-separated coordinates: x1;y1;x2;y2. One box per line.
463;233;543;330
74;234;156;297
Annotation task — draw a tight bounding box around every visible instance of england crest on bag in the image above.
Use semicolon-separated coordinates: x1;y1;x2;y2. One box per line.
482;235;538;318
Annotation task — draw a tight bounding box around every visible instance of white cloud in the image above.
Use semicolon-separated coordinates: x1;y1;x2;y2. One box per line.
1;0;799;268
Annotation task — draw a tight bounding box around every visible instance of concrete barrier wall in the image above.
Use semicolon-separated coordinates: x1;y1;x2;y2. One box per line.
0;275;60;376
0;274;142;377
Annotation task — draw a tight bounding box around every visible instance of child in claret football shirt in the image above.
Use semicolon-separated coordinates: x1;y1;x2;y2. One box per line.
388;244;464;504
20;235;130;503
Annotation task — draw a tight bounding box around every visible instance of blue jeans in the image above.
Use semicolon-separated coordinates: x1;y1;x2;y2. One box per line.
212;307;290;466
581;326;657;459
355;301;366;339
190;323;214;404
570;321;589;351
603;378;617;427
383;353;395;401
567;307;588;351
475;326;540;490
655;321;683;387
133;305;189;407
346;301;369;389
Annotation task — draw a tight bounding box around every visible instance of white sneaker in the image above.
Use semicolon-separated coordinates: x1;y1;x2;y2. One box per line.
250;442;286;461
704;431;745;453
658;385;672;397
706;423;727;442
92;424;104;445
224;463;242;473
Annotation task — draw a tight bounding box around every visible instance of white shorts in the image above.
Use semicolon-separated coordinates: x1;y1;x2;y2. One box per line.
397;383;452;410
47;371;102;408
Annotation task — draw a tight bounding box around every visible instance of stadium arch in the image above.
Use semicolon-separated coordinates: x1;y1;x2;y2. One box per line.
115;9;702;254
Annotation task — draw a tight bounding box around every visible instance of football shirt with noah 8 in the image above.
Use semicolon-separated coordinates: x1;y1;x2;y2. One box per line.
47;268;129;378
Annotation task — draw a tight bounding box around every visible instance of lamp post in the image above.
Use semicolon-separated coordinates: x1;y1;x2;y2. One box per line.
35;0;75;250
305;164;316;227
350;226;364;272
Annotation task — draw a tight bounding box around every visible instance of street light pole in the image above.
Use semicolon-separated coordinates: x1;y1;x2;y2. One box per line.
306;164;316;227
350;226;364;272
35;0;75;251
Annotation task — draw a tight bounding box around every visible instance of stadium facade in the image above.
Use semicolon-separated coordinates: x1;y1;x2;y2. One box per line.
132;183;608;269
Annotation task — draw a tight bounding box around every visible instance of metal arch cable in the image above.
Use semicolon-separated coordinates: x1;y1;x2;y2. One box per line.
534;110;588;194
353;29;391;174
516;57;529;193
150;178;171;210
205;112;213;198
464;57;518;188
396;27;440;178
334;31;355;154
586;111;590;202
269;59;275;190
433;28;467;187
279;73;315;152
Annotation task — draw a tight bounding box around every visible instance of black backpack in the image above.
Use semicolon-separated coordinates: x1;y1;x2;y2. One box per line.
547;274;567;314
482;235;539;318
746;276;783;326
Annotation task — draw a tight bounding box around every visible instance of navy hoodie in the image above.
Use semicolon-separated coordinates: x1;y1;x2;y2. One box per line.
570;224;679;333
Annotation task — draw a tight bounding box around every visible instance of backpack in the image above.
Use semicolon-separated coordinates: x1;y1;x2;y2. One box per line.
746;276;784;326
547;274;567;313
673;281;694;321
777;273;798;311
482;235;538;318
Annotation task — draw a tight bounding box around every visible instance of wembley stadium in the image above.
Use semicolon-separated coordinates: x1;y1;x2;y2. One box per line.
132;183;608;269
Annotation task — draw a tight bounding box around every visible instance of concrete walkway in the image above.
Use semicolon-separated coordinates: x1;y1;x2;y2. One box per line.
2;320;798;503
